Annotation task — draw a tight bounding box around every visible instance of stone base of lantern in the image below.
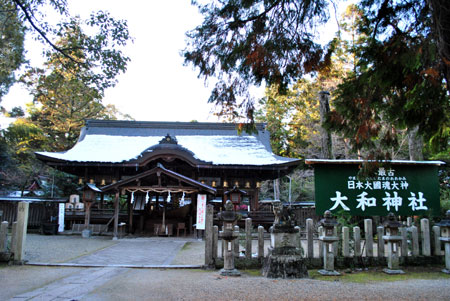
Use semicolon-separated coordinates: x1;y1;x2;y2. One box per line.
318;269;340;276
81;229;92;238
219;268;241;277
263;247;309;279
383;268;405;275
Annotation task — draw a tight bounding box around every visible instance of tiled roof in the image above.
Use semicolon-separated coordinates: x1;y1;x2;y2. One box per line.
36;120;300;167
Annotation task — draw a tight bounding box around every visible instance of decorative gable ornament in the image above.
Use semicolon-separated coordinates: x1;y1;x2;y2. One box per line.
159;134;178;145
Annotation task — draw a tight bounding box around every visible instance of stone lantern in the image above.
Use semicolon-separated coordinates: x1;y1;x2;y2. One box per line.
318;210;340;276
382;212;404;274
218;200;240;276
436;210;450;274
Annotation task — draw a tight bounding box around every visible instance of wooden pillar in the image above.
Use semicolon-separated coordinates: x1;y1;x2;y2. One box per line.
113;191;120;240
84;201;92;229
128;193;133;233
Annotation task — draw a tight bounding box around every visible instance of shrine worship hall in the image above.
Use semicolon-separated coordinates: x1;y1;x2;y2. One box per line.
36;120;301;238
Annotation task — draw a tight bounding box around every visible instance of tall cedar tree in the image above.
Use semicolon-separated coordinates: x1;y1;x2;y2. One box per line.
184;0;450;157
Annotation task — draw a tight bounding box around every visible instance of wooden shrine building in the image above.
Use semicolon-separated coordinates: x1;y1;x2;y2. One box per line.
36;120;301;237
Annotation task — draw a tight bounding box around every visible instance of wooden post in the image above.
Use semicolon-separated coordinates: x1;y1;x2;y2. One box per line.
342;226;350;257
204;204;214;268
258;225;264;259
306;218;314;258
233;225;240;258
421;218;431;256
128;194;133;233
377;226;385;258
113;192;120;240
354;226;361;257
364;219;373;257
411;225;420;256
14;202;29;262
84;201;92;229
245;218;252;260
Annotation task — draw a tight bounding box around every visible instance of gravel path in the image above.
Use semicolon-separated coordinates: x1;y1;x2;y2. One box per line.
2;234;448;300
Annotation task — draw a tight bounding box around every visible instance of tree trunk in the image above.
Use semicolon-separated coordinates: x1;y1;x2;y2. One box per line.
408;126;424;161
319;91;333;159
427;0;450;94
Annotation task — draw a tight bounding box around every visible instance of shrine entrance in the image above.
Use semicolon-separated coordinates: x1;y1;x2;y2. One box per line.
101;163;216;238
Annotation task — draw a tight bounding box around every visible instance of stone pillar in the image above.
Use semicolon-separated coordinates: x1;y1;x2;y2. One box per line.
245;218;252;260
333;227;338;257
445;242;450;273
411;225;420;256
364;219;373;257
306;218;314;258
377;226;384;258
318;226;324;258
354;226;361;257
113;192;119;240
295;226;302;253
407;217;413;227
233;225;240;258
10;222;17;256
342;226;350;257
221;226;226;258
0;221;8;252
433;226;441;256
14;202;29;263
204;204;214;268
400;227;408;257
421;218;431;256
258;226;264;259
213;225;219;260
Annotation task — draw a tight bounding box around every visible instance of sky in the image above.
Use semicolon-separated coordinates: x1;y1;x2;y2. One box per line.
2;0;345;123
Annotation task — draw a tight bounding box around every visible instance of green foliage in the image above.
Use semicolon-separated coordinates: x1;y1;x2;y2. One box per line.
184;0;331;124
0;0;131;105
328;0;450;159
0;0;26;101
20;19;131;151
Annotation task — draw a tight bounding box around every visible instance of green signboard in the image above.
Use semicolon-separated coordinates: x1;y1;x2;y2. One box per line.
310;160;442;216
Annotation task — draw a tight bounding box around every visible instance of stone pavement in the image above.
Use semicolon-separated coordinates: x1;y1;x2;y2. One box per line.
26;236;204;268
11;267;127;300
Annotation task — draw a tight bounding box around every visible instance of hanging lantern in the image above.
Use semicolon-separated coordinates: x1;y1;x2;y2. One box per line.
256;182;261;188
212;180;217;187
234;181;239;187
223;180;228;188
101;179;106;186
89;179;94;184
245;181;251;188
78;178;83;185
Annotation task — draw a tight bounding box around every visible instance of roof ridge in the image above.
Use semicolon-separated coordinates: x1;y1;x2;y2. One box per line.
85;119;266;131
